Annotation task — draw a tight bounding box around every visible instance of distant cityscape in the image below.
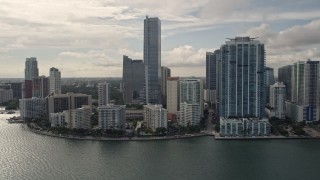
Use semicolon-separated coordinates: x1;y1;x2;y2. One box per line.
1;16;320;139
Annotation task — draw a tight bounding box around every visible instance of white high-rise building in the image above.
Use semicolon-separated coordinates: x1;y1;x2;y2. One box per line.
98;83;110;106
218;37;265;118
50;112;65;127
19;97;47;120
144;16;161;104
64;105;92;129
178;77;203;126
179;102;201;126
98;105;126;130
269;82;286;119
49;67;61;94
143;104;167;131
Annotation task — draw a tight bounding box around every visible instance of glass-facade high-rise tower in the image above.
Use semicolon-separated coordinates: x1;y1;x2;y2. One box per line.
144;16;161;104
218;37;265;118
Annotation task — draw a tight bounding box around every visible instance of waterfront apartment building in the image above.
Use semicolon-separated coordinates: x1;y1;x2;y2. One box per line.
286;60;320;122
267;82;286;119
98;105;126;130
143;104;167;131
19;97;47;120
144;16;161;104
220;117;271;137
47;93;92;120
166;77;180;121
179;77;203;116
179;102;201;126
122;55;145;104
24;57;39;98
278;65;292;101
32;76;49;98
98;83;110;106
218;37;265;118
64;105;92;129
49;67;61;94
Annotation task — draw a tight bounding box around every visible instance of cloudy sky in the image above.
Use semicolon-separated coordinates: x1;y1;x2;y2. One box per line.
1;0;320;78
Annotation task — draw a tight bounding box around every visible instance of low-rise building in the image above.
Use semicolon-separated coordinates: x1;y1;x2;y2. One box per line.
220;117;271;137
125;109;143;120
50;112;65;127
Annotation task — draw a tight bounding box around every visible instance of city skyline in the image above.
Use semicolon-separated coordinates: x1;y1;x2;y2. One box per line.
1;0;320;78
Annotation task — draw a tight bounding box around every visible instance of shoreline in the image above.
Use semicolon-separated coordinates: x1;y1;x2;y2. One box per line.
23;124;213;141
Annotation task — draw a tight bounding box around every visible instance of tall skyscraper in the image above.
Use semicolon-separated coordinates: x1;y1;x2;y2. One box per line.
25;57;39;80
144;16;161;104
161;66;171;107
278;65;292;101
218;37;265;118
205;50;220;104
24;57;39;98
122;55;145;104
265;67;275;104
49;67;61;94
166;77;180;121
98;83;110;106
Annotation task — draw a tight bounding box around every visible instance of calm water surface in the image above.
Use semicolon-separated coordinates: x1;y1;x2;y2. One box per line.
1;113;320;180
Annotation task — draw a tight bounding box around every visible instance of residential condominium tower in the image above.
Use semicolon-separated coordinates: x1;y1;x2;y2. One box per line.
98;83;110;106
218;37;265;118
49;67;61;94
24;57;39;98
161;66;171;107
144;16;161;104
205;50;220;104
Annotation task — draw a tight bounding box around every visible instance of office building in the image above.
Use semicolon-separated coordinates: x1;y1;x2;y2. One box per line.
98;83;110;106
143;104;167;131
19;97;47;120
218;37;265;118
144;16;161;104
161;66;171;107
98;105;126;130
49;67;61;94
122;55;145;104
32;76;49;98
